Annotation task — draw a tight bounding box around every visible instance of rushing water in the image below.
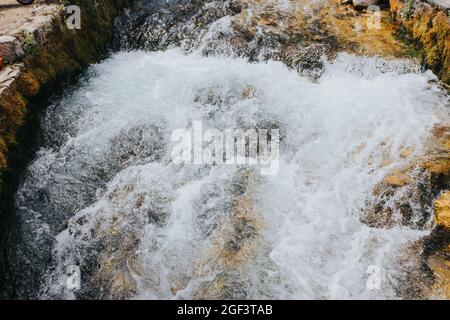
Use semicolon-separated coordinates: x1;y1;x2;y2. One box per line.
2;0;449;299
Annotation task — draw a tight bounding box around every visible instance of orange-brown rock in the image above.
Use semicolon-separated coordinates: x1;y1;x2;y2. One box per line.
435;192;450;229
384;169;411;187
389;0;450;85
321;0;409;58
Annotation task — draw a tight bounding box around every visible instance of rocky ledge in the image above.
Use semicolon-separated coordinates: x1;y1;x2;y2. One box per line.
389;0;450;86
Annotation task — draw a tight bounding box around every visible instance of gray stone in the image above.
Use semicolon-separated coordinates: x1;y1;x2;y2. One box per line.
352;0;380;9
21;14;55;46
0;65;22;97
0;36;24;63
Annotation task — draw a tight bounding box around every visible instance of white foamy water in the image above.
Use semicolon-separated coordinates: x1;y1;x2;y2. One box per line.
14;48;448;299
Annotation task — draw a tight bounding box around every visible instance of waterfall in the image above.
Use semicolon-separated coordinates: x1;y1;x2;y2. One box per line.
4;0;449;299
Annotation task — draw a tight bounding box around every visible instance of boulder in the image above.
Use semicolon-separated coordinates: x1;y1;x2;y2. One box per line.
0;36;24;63
352;0;380;10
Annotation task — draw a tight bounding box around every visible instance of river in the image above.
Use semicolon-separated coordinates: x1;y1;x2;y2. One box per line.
2;0;449;299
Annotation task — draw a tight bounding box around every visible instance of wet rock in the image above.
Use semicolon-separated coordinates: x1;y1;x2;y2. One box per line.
383;168;410;187
91;230;142;300
363;123;450;298
108;124;166;166
113;0;237;52
427;246;450;299
279;44;326;79
400;147;414;159
241;86;256;99
363;124;450;229
321;0;409;57
194;171;264;299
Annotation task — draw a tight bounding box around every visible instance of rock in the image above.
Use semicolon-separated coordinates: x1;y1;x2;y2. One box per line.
421;158;450;177
0;66;22;96
20;14;55;46
434;192;450;229
0;36;24;63
352;0;380;10
427;247;450;299
389;0;450;85
241;86;256;99
384;169;410;187
399;147;414;158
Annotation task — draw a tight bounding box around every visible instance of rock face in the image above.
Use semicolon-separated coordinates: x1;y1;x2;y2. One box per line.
390;0;450;85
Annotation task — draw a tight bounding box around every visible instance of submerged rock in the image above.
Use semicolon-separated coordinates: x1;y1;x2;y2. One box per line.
194;171;265;299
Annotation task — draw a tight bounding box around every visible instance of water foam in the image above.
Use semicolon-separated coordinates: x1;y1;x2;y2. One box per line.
10;49;444;299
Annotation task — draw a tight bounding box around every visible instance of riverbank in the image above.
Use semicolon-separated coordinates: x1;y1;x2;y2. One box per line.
0;0;129;298
0;0;129;226
390;0;450;86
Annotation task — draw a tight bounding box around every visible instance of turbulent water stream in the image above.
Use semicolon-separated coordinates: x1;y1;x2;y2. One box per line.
2;0;449;299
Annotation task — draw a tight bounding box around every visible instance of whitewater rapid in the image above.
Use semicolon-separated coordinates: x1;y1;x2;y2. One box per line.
8;47;447;299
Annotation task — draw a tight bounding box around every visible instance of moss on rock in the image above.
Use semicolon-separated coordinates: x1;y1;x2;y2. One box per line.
390;0;450;85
